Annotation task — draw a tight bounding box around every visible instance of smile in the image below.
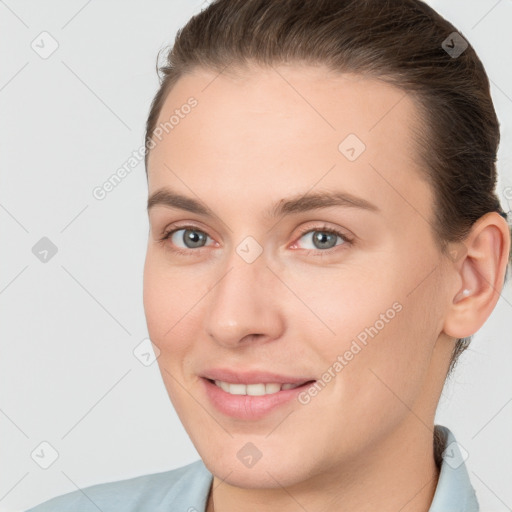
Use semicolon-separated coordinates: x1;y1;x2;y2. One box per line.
212;380;307;395
202;377;317;420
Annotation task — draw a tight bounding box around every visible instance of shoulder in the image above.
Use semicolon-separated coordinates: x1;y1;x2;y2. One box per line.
25;459;213;512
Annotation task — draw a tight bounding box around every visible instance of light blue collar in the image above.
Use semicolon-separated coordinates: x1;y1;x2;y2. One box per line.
429;425;479;511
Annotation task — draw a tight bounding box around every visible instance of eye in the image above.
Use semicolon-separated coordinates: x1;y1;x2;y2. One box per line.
157;223;353;256
293;226;352;252
158;225;215;254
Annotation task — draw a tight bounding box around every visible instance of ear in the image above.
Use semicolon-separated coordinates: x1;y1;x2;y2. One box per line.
443;212;511;339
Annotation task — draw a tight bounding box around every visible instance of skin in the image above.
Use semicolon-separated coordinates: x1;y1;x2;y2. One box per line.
143;64;510;512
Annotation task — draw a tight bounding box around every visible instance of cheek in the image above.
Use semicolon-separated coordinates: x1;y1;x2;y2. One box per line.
142;251;214;375
285;264;398;353
143;252;192;346
297;261;437;397
142;262;168;341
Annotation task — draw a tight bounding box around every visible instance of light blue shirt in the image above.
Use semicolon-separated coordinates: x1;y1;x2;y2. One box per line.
25;425;478;511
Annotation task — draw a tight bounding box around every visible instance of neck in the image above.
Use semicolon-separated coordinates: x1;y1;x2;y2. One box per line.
206;420;440;512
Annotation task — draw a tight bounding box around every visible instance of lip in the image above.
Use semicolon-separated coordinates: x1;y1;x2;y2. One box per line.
200;376;317;420
200;367;315;385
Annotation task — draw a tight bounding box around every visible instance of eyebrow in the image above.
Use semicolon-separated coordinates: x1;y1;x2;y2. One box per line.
147;187;379;218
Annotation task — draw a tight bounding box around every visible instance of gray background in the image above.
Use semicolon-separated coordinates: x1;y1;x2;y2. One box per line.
1;1;511;511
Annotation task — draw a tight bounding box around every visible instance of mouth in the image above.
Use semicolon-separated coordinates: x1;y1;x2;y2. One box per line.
206;378;316;396
200;377;317;420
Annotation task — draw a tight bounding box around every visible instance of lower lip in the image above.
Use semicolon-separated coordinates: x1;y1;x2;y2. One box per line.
201;377;316;420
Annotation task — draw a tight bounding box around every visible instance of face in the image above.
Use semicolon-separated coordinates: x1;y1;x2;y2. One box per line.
143;64;454;489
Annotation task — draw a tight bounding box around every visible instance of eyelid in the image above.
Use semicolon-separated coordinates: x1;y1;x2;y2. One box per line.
158;220;215;240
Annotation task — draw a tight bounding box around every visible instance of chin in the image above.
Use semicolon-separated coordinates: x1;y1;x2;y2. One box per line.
200;447;313;489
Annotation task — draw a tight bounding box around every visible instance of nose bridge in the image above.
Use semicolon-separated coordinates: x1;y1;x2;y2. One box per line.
204;244;284;346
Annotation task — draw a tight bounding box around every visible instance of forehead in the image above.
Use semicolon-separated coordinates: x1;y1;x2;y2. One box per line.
147;64;433;225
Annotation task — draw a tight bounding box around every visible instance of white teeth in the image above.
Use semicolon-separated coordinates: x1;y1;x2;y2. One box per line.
281;383;299;390
213;380;303;395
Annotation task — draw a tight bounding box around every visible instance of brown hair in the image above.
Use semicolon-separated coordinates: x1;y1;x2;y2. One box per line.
144;0;512;374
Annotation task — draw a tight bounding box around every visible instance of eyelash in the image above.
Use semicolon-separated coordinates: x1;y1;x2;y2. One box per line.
157;223;353;257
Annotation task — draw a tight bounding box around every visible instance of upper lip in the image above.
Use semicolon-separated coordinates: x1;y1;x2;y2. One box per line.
201;368;316;385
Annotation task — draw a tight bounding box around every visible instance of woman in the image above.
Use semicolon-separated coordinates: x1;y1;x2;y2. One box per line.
26;0;511;511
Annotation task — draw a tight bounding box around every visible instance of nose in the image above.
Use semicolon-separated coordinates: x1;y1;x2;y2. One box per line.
204;253;285;348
